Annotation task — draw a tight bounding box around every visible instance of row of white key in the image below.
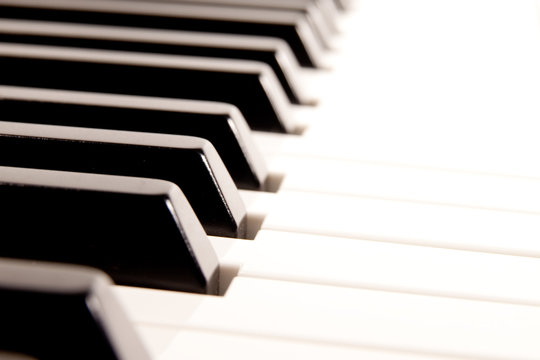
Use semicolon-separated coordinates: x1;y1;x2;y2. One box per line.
116;276;540;359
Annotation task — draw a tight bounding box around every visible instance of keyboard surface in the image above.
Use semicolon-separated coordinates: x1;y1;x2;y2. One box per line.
2;0;540;359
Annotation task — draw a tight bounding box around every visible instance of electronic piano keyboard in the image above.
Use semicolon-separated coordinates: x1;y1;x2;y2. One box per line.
2;0;540;359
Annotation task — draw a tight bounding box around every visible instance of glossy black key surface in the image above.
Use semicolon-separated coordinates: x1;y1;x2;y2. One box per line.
0;46;292;133
0;259;151;360
0;1;317;67
0;90;268;190
0;168;219;294
0;122;246;238
159;0;333;49
0;22;304;104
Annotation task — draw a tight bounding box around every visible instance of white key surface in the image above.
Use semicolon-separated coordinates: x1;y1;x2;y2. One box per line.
231;230;540;306
194;277;540;360
114;277;540;359
259;0;540;179
157;328;476;360
268;154;540;214
241;190;540;257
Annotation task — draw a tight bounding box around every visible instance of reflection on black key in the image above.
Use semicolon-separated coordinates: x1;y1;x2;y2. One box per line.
0;0;320;67
0;87;268;190
0;20;306;104
0;43;294;133
0;121;246;238
0;167;219;294
0;258;152;360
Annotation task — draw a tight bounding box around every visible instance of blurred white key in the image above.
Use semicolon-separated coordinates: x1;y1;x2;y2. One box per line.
211;230;540;305
157;328;475;360
267;155;540;214
113;286;206;328
256;0;540;180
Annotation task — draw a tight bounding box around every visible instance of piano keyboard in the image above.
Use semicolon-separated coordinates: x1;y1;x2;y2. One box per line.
2;0;540;359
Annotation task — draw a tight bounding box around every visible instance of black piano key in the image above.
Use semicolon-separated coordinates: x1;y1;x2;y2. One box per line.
0;44;294;133
0;0;320;67
0;121;246;238
132;0;339;35
0;259;151;359
144;0;332;50
0;167;219;294
0;21;305;104
0;87;268;190
156;0;334;49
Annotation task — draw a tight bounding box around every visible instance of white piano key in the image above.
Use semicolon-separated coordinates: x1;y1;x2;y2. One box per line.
114;277;540;359
133;324;179;360
157;328;473;360
267;154;540;214
189;277;540;359
259;121;540;188
112;286;201;357
255;0;540;178
251;130;305;157
208;236;253;293
112;286;206;328
239;189;540;257
215;230;540;306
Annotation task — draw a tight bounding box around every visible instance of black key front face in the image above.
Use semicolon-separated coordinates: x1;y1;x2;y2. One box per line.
0;185;211;293
0;56;286;133
0;99;265;189
0;5;315;67
0;260;152;360
1;290;118;360
0;134;244;238
0;33;301;104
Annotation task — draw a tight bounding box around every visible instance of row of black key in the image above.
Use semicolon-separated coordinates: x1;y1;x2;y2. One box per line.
0;0;346;289
0;1;348;358
0;0;326;67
